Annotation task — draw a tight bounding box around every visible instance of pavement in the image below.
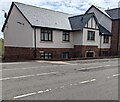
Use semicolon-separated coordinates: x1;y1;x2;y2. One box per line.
1;58;119;100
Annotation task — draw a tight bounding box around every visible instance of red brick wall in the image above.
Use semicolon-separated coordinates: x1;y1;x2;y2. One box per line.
110;20;120;56
36;48;73;60
74;45;99;57
4;46;111;60
100;48;110;56
4;47;34;60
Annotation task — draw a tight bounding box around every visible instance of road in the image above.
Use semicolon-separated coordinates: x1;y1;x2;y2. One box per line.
1;58;119;100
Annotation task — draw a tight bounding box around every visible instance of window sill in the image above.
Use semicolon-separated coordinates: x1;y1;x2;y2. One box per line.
40;41;53;43
62;41;70;43
103;43;109;44
87;40;95;42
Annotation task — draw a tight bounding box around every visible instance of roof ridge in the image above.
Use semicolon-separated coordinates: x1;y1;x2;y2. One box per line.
106;7;120;11
90;5;111;19
14;2;73;15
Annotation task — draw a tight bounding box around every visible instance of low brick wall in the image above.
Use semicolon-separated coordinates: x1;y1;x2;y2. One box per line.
3;46;112;61
4;47;34;60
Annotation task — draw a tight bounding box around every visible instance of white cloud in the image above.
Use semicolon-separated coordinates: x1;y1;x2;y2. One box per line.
0;0;120;38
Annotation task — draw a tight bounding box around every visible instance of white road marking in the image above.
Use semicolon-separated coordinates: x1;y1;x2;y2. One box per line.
0;77;11;81
44;89;50;92
12;75;35;79
13;78;97;99
49;89;52;91
14;92;36;99
38;91;44;94
90;79;96;82
79;80;90;84
113;74;120;77
0;72;58;81
79;78;96;84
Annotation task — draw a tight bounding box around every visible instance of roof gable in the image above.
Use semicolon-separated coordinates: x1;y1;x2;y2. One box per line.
85;5;111;19
69;13;99;31
2;2;73;32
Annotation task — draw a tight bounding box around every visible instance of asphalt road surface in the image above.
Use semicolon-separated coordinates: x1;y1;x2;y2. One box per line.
1;58;119;100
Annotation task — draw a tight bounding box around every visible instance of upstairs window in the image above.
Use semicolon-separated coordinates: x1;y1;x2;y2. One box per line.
87;31;95;41
41;28;52;41
103;36;109;43
63;31;70;41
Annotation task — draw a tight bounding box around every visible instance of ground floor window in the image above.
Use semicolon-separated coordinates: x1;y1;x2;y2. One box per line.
61;52;69;59
40;52;53;59
86;51;95;57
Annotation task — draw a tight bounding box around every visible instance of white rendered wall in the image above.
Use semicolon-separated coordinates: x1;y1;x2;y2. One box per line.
82;28;100;46
36;28;74;48
4;5;34;47
87;7;112;32
73;31;83;45
99;36;111;48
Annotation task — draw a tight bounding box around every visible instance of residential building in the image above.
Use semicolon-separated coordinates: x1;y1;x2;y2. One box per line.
2;2;112;60
106;8;120;56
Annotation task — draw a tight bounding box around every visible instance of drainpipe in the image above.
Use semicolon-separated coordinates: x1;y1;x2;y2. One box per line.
34;27;37;58
99;34;102;56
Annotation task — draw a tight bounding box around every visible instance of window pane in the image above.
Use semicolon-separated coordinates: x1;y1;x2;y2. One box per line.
103;36;109;43
63;31;70;41
41;28;52;41
41;33;44;41
87;31;95;41
40;52;53;59
45;33;48;40
49;33;52;41
63;34;65;41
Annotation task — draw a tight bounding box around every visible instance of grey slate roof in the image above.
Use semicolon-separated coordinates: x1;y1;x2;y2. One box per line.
69;13;97;31
69;13;111;35
98;24;112;36
106;8;120;20
2;2;112;36
14;2;73;30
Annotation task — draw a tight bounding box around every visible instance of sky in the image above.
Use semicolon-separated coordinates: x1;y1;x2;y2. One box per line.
0;0;120;38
